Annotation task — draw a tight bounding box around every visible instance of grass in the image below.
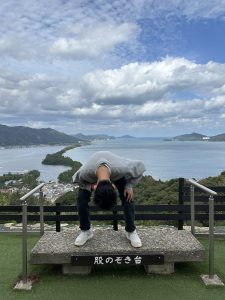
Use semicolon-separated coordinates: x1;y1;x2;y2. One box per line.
1;234;225;300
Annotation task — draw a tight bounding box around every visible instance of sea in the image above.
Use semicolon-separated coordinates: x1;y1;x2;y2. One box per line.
0;145;70;182
1;138;225;182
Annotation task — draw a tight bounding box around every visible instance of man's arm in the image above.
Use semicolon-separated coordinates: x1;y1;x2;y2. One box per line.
123;175;143;202
72;168;92;192
124;174;143;190
124;161;146;202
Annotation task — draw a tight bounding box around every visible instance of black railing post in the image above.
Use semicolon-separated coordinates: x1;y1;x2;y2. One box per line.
113;207;118;231
178;178;184;230
56;202;61;232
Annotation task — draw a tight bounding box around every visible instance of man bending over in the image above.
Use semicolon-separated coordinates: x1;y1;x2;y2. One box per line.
72;151;146;247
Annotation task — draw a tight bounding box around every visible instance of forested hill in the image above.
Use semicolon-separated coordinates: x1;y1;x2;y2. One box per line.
73;133;114;140
174;132;225;141
174;132;206;141
0;124;80;146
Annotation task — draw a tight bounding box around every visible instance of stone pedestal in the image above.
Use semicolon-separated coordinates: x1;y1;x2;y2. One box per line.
30;226;205;275
62;264;92;275
144;263;174;274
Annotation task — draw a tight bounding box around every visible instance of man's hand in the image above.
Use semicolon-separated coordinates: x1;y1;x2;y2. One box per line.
124;188;133;202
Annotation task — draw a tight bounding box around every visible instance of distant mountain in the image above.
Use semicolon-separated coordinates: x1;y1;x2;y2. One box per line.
210;133;225;141
173;132;225;141
0;124;81;146
174;132;208;141
73;133;115;141
118;135;136;139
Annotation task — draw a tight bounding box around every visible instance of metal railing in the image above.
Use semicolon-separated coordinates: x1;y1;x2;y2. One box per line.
20;183;45;284
187;179;218;281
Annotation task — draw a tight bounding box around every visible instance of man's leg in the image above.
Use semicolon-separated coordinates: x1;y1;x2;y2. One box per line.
75;188;93;246
114;178;135;232
77;188;91;230
114;178;142;247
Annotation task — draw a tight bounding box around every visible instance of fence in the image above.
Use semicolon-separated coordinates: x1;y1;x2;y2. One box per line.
1;178;225;231
2;177;225;287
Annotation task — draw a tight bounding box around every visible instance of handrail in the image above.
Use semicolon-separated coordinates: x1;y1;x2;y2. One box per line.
186;178;222;285
187;179;217;196
20;183;46;286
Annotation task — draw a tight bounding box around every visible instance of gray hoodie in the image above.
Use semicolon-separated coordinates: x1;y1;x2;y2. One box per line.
72;151;146;191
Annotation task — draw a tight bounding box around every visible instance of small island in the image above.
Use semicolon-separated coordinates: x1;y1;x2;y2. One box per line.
173;132;225;142
42;145;82;183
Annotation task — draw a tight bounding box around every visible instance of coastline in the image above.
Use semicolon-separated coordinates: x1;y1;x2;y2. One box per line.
0;145;74;182
0;143;83;150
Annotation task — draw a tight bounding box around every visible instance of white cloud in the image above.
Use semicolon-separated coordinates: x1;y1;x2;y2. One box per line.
137;0;225;20
0;37;34;59
50;22;139;59
1;57;225;129
0;71;67;114
204;96;225;111
56;89;85;108
72;104;102;116
81;57;225;105
177;0;225;20
1;0;225;63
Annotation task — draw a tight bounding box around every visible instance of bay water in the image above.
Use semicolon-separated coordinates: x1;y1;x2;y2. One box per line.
1;138;225;182
66;138;225;181
0;145;69;182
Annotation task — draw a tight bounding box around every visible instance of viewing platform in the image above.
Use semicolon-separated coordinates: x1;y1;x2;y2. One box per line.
30;226;205;275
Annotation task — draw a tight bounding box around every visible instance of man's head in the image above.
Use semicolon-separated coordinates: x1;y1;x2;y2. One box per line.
93;180;117;210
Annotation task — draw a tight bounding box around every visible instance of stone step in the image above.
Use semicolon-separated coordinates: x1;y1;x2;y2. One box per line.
30;226;205;275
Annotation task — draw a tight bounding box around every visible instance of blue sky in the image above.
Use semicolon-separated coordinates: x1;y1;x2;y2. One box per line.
1;0;225;137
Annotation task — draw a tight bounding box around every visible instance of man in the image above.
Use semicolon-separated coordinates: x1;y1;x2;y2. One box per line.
72;151;146;247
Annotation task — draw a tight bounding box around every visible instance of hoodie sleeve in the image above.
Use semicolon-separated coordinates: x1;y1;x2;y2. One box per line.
124;161;146;189
125;175;143;189
72;168;92;191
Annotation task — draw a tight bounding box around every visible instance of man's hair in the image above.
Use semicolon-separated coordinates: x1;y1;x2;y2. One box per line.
93;180;117;210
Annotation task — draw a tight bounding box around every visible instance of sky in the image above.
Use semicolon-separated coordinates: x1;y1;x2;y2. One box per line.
1;0;225;137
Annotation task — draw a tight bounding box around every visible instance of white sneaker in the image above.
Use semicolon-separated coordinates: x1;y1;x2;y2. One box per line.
126;230;142;248
74;230;93;246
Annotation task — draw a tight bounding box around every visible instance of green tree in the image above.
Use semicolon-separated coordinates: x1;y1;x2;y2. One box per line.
0;193;10;205
22;170;40;189
56;190;78;205
58;162;82;183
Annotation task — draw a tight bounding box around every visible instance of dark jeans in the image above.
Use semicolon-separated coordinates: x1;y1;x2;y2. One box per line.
77;177;136;232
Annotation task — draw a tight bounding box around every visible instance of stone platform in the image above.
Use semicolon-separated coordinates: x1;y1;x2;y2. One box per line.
30;226;205;275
